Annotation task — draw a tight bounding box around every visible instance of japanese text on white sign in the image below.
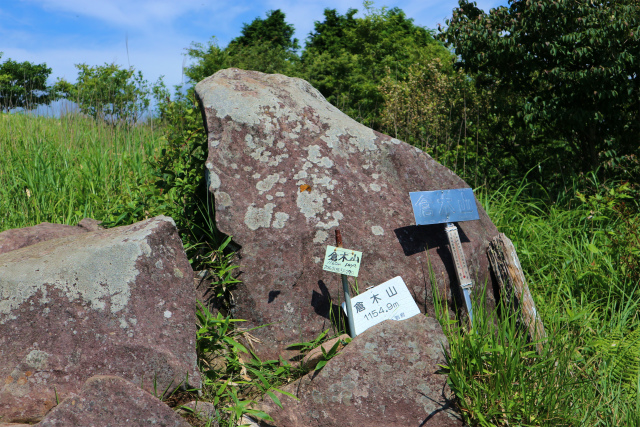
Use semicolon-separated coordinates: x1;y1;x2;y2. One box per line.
341;276;420;335
322;245;363;277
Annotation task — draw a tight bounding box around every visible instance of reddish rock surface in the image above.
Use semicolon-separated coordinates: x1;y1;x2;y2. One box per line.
195;69;500;361
0;216;200;424
260;315;462;427
0;221;98;255
36;375;191;427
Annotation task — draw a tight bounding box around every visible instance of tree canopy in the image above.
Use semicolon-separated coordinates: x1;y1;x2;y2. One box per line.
61;63;151;123
301;4;453;129
442;0;640;174
0;54;53;112
185;9;300;83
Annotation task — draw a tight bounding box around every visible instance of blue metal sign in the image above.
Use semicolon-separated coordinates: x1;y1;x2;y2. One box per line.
410;188;479;225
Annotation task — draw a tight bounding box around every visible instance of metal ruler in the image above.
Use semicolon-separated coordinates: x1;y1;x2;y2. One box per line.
445;222;473;323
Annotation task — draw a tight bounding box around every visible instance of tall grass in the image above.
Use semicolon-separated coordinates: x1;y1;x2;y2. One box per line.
0;112;161;231
436;179;640;426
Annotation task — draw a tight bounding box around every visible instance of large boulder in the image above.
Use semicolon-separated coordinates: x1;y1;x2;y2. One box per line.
0;216;200;423
195;68;499;360
0;219;101;255
259;315;462;427
36;375;192;427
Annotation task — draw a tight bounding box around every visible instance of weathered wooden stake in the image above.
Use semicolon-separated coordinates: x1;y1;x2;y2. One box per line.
335;230;356;338
487;233;546;352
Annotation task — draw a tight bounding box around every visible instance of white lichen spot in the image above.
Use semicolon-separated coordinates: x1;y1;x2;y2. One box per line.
164;310;172;318
302;161;313;170
244;203;275;230
256;173;280;194
231;163;238;169
277;141;285;149
275;192;285;197
173;268;184;278
268;153;289;167
243;166;252;172
210;140;220;147
306;145;334;168
245;134;256;149
252;173;261;179
266;195;274;201
284;302;294;314
372;173;380;179
314;257;321;264
370;183;381;192
155;260;163;269
371;226;384;236
207;171;221;191
272;212;290;229
278;177;288;184
25;350;49;370
313;230;329;243
313;175;336;190
119;318;128;329
316;211;344;229
296;191;327;219
293;170;308;180
216;191;232;208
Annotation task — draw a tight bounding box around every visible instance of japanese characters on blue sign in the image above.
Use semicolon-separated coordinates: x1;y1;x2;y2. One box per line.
409;188;480;225
322;245;363;277
341;276;421;335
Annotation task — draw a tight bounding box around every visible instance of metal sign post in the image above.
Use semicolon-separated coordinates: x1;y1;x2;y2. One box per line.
320;230;361;338
409;188;480;323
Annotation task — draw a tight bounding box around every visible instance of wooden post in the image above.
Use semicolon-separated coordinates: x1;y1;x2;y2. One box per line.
487;233;546;353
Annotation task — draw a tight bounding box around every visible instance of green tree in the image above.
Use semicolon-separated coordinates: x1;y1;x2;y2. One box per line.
66;63;151;123
301;4;453;129
185;9;300;83
230;9;299;52
0;53;54;112
441;0;640;177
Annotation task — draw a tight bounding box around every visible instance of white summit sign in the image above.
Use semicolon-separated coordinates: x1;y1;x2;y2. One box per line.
341;276;421;336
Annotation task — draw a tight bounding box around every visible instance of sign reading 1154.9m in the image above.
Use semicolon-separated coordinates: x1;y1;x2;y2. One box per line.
341;276;420;336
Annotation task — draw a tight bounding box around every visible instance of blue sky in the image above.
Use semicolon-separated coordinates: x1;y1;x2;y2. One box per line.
1;0;505;90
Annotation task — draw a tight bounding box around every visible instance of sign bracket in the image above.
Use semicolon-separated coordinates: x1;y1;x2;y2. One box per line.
445;222;473;323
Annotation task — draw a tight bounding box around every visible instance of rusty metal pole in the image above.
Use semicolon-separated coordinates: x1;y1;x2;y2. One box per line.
335;230;356;338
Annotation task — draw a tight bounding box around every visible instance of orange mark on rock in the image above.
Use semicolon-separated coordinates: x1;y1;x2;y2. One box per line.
17;377;27;385
25;371;33;377
299;184;311;193
5;376;13;384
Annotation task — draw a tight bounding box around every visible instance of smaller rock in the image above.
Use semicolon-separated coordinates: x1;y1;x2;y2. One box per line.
301;334;350;371
36;375;191;427
260;315;462;427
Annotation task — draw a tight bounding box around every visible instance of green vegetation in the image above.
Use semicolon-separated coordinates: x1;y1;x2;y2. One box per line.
440;0;640;187
0;113;160;231
1;1;639;426
64;63;152;123
0;53;55;112
436;178;640;426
